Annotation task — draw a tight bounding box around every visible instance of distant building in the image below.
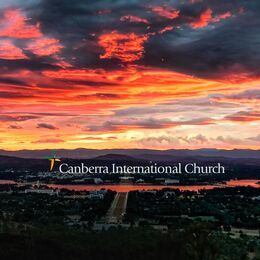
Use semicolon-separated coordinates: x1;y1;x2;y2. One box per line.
93;223;130;231
89;190;107;195
151;225;168;233
119;176;134;184
25;189;59;195
164;179;180;185
87;193;104;200
139;190;157;195
87;190;107;199
163;191;175;198
94;178;103;184
136;179;144;183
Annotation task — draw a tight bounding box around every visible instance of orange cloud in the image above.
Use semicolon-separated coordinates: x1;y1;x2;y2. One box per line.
120;15;149;24
0;9;63;59
151;5;180;20
0;39;27;60
190;8;213;28
32;138;64;144
190;9;233;29
99;31;148;62
87;117;215;133
0;64;259;150
0;9;42;39
26;37;63;56
158;26;174;34
0;3;258;151
211;11;232;23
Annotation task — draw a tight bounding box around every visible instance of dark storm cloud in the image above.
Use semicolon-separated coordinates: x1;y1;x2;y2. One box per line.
31;0;157;70
87;117;214;131
37;123;58;130
211;89;260;100
94;93;120;98
224;111;260;122
0;115;40;122
143;1;260;79
77;93;120;99
0;77;30;87
3;0;259;79
8;124;23;129
0;91;33;99
4;112;77;116
56;79;119;87
144;19;260;79
0;58;61;71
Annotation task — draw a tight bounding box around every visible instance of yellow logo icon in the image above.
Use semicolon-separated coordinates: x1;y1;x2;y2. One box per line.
43;150;61;171
49;158;61;171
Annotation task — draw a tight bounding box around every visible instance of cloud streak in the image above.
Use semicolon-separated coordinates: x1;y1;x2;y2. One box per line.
0;0;259;150
37;123;58;130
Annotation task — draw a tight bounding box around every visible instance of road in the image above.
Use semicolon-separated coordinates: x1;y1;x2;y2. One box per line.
105;192;128;224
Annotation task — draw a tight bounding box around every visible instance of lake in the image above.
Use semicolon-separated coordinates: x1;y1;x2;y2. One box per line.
1;179;258;192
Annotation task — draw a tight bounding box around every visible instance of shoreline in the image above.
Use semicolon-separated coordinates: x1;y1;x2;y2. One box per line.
1;179;259;192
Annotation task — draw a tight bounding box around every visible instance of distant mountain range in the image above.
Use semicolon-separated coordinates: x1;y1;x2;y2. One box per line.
0;148;259;160
0;150;259;179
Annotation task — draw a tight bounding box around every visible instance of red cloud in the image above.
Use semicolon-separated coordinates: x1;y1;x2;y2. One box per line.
190;8;213;28
120;15;149;24
0;9;63;58
37;123;58;130
26;37;63;56
158;26;174;34
0;9;42;39
32;138;64;143
225;111;260;122
151;5;180;20
191;9;233;29
99;31;148;62
211;11;232;23
0;39;27;60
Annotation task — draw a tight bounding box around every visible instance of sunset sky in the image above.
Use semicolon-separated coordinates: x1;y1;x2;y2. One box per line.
0;0;259;150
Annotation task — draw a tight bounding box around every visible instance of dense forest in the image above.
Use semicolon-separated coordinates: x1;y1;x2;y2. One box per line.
0;224;257;260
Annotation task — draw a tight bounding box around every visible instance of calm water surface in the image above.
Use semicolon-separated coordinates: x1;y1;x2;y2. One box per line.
0;179;259;192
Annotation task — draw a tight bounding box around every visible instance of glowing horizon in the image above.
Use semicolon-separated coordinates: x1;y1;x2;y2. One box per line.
0;2;259;150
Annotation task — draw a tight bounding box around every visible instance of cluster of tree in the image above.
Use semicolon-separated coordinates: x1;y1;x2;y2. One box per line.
0;223;256;260
0;190;115;226
126;187;260;229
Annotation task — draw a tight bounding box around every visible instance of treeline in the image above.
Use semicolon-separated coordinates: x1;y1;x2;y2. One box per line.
126;187;260;229
0;224;255;260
